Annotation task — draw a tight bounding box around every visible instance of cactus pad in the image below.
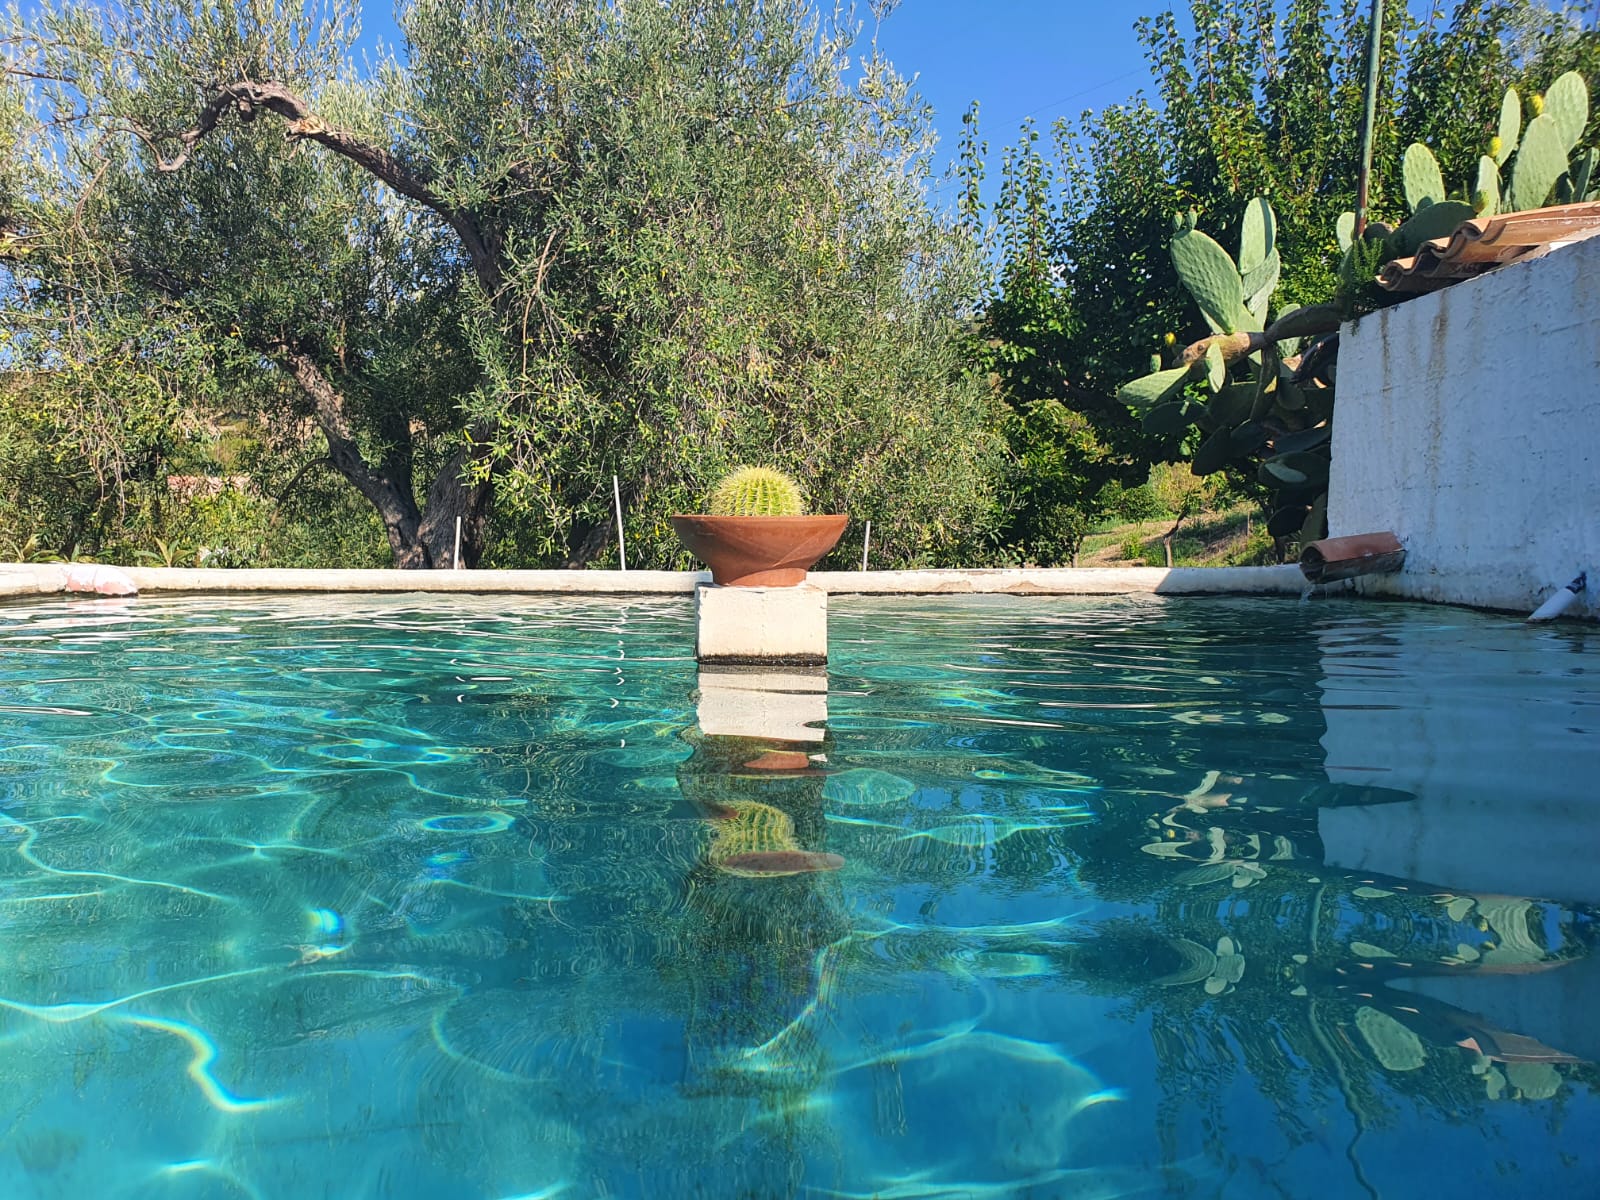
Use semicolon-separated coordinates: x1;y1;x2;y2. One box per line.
1356;1006;1427;1071
1171;225;1249;334
1544;71;1589;149
1385;201;1475;258
1403;143;1446;212
1238;196;1276;276
1510;114;1572;211
1192;427;1235;476
1334;211;1355;251
1475;156;1501;216
1572;147;1596;201
1497;88;1521;164
1142;400;1200;437
1118;365;1195;412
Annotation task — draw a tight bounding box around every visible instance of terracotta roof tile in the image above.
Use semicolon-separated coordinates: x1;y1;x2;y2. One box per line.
1377;202;1600;294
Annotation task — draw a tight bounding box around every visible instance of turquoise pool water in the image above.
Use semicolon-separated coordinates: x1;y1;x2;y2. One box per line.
0;593;1595;1199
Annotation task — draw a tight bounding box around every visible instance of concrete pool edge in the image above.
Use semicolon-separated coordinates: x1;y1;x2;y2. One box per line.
0;563;1311;598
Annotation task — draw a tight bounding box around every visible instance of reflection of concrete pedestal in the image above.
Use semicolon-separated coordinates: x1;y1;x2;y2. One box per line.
696;666;827;743
695;582;827;665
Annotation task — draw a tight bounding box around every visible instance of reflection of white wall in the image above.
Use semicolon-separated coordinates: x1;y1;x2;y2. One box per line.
1391;955;1600;1064
1331;236;1600;616
1315;621;1598;905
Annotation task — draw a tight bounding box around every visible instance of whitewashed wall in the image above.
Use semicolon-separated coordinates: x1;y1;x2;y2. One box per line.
1330;235;1600;615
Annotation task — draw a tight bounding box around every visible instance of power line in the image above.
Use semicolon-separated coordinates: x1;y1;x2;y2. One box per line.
998;65;1148;128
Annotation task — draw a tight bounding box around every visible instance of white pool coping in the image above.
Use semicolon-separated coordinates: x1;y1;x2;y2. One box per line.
0;562;1310;600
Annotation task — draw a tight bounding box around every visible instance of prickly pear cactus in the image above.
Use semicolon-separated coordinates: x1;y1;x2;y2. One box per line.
1544;71;1589;148
1474;156;1501;215
1117;198;1337;546
1573;147;1597;202
1390;71;1593;239
1506;71;1593;211
707;466;805;517
1170;226;1250;335
1511;112;1575;210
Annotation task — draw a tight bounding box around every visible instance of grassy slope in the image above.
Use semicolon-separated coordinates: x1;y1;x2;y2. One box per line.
1079;502;1281;568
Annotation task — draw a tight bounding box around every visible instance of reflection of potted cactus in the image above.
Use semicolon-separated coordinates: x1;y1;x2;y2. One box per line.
671;467;847;587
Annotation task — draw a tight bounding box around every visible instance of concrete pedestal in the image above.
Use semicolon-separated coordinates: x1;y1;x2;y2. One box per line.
694;582;827;665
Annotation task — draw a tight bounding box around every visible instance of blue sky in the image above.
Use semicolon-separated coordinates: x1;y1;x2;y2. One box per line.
354;1;1160;181
865;3;1156;154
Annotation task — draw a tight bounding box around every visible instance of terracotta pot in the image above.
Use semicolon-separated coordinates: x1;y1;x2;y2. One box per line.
671;514;848;587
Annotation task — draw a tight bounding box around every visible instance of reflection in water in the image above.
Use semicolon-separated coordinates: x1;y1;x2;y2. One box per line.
0;593;1595;1198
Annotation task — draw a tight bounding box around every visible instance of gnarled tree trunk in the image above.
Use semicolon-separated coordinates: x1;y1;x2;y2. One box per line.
417;435;496;569
279;347;492;569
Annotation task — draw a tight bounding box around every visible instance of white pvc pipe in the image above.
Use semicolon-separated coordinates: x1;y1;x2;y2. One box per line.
613;474;627;572
452;516;462;570
1528;571;1587;621
860;520;872;571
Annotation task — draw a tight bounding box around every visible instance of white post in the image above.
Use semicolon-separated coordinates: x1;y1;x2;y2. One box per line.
613;474;627;571
860;520;872;571
452;516;462;570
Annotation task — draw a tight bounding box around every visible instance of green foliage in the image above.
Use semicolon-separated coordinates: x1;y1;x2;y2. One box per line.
1149;460;1223;518
1336;236;1391;314
996;398;1121;566
706;467;805;518
1100;481;1165;524
959;104;1191;563
5;0;1004;571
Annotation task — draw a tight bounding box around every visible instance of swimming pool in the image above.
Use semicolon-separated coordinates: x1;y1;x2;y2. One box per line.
1;593;1595;1198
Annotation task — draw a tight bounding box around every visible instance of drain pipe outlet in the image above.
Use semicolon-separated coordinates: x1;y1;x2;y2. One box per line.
1528;572;1588;622
1299;532;1406;585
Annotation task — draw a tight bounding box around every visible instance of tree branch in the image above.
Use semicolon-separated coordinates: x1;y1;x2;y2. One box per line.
156;79;500;292
271;454;335;502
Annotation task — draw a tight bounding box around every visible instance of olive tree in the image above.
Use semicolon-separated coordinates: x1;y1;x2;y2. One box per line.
6;0;1003;568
